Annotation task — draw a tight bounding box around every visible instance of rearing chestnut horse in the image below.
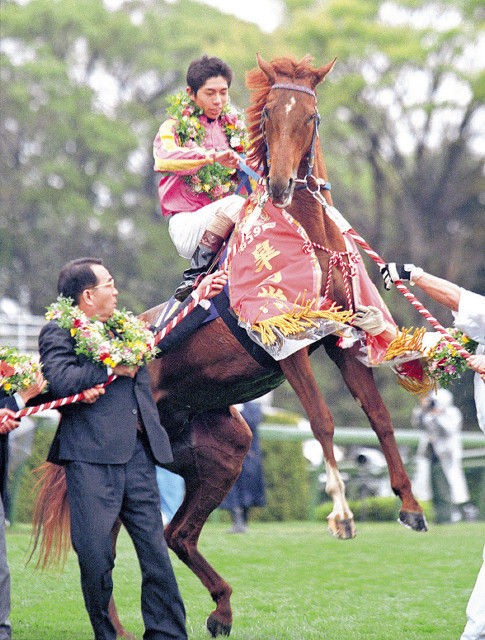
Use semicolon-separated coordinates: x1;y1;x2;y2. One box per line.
32;55;426;639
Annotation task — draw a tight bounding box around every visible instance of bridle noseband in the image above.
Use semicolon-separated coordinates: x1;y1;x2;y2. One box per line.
261;82;330;192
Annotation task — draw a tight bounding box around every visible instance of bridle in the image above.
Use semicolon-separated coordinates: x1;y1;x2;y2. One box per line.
261;82;355;310
260;82;331;193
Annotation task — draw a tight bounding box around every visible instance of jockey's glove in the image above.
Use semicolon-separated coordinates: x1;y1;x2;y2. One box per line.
380;263;424;290
352;305;387;336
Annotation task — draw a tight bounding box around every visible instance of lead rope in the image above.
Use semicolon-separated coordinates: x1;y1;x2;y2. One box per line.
307;186;471;359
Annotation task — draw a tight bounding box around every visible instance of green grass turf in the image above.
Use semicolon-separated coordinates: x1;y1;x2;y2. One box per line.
6;520;484;639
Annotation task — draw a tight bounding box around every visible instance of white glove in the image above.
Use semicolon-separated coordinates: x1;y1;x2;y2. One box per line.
352;305;387;336
380;263;424;290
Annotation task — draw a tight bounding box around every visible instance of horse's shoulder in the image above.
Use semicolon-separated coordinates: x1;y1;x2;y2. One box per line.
139;301;168;325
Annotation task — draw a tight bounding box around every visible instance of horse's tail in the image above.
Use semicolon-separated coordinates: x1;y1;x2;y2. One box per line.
29;462;71;569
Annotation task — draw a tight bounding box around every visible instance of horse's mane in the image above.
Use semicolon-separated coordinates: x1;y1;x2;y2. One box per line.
245;55;317;168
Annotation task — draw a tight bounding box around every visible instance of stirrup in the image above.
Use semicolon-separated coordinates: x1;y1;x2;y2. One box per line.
174;272;207;302
174;282;195;302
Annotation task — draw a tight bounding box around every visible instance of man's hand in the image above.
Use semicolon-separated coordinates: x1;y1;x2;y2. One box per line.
352;305;387;336
194;269;228;300
468;354;485;381
380;263;424;290
18;370;47;403
112;364;139;379
81;384;106;404
0;408;20;434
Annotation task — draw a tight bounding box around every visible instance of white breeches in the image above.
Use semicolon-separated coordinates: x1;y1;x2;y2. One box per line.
168;194;245;259
460;545;485;640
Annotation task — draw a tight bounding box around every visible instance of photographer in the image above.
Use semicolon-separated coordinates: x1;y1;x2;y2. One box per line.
412;389;476;524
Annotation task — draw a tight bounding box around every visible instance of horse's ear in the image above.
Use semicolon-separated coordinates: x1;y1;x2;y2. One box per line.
256;53;276;84
314;57;337;86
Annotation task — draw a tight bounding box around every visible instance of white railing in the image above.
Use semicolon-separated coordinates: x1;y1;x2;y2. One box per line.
0;315;45;353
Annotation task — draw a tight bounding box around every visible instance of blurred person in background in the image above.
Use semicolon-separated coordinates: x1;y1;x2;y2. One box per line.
220;401;266;533
412;388;477;523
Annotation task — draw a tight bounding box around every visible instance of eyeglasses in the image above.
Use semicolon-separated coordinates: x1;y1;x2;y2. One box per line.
89;277;115;290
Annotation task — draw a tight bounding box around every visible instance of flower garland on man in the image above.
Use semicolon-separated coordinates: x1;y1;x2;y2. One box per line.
153;55;251;301
45;296;158;369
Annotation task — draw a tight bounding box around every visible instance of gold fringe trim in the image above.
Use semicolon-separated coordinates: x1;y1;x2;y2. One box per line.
396;372;436;396
251;302;354;346
384;326;427;361
385;326;436;396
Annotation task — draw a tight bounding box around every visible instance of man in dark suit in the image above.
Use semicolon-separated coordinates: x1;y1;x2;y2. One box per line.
38;257;226;640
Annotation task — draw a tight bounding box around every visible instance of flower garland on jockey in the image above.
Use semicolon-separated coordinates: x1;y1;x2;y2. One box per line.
166;90;249;201
45;296;158;369
0;346;43;395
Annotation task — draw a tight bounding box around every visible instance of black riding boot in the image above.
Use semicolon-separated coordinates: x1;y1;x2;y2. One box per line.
174;245;218;302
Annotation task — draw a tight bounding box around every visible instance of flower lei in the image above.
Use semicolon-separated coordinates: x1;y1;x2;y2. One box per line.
45;296;158;369
0;346;42;396
166;91;249;201
423;328;478;388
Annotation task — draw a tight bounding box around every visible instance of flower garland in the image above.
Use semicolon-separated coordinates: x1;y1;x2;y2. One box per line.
45;296;158;369
423;328;477;388
166;90;249;201
0;346;43;396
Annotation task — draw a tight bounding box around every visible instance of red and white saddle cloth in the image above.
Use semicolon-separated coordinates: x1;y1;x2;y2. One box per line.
227;186;422;375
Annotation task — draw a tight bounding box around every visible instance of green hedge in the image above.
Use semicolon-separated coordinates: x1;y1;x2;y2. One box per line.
256;438;310;521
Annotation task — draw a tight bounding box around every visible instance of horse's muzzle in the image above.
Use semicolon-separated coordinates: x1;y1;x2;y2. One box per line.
267;177;294;208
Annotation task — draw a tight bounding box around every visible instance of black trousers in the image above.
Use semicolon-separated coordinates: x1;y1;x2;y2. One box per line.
65;434;187;640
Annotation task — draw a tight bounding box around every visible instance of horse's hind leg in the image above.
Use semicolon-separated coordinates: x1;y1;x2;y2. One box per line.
326;342;427;532
164;407;251;637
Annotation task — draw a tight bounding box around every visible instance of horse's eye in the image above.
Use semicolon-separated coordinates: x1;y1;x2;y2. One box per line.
308;111;321;127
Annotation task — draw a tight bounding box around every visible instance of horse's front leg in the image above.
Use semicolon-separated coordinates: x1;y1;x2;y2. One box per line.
325;341;427;532
280;349;356;539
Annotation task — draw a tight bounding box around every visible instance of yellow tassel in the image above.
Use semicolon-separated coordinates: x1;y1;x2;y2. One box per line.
396;371;436;396
251;302;354;346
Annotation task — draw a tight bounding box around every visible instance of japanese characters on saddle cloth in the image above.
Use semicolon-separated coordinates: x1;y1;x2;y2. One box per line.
227;185;397;365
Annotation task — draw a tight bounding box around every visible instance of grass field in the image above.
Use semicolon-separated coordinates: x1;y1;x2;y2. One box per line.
6;520;484;639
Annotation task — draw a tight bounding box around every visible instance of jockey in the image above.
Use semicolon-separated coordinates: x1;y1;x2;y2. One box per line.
153;55;248;301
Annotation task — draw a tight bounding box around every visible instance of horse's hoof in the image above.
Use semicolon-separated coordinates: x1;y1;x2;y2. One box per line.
398;511;428;532
206;614;231;637
327;516;356;540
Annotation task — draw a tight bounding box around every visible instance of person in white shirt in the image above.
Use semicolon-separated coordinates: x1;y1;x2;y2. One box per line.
380;262;484;640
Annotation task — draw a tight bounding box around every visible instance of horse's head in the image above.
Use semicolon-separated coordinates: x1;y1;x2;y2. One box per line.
246;54;335;208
